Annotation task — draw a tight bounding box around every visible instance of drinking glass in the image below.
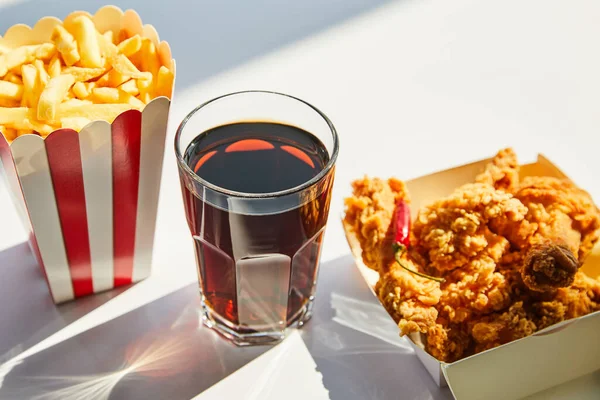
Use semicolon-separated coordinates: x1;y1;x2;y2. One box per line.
175;91;339;345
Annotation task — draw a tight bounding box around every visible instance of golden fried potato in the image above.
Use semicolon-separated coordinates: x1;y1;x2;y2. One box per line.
0;44;55;77
119;79;139;96
61;116;91;131
0;81;24;101
20;64;37;108
37;74;76;121
51;25;80;66
70;16;103;68
155;66;174;98
117;35;142;57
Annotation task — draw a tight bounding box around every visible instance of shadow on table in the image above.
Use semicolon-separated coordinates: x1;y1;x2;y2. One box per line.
0;283;271;400
301;254;452;400
0;254;452;400
0;0;398;91
0;242;128;365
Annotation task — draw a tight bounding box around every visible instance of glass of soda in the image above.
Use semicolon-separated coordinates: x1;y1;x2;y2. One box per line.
175;91;339;346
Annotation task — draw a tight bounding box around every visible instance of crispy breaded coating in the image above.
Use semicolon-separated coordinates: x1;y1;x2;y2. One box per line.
500;176;600;291
438;258;513;323
375;257;441;335
475;147;520;192
344;177;409;272
412;183;527;272
425;323;472;363
469;301;537;353
531;271;600;329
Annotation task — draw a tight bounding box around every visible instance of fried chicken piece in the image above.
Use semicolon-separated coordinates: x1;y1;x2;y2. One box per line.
344;177;409;272
475;147;520;192
375;256;441;335
469;301;537;353
531;271;600;330
425;322;472;363
438;256;513;323
507;177;600;291
410;183;527;323
413;183;527;272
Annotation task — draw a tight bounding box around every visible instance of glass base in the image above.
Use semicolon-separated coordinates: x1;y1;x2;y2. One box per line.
200;295;315;346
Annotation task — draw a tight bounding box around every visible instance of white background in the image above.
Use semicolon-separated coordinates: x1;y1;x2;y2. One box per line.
1;0;599;398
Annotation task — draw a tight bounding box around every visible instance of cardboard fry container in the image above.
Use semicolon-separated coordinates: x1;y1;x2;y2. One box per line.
343;154;600;400
0;6;175;304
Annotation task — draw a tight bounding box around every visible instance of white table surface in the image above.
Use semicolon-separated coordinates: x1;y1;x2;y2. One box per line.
1;0;600;398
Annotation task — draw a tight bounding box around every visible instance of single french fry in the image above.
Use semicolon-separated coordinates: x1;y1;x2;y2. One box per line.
119;79;139;96
37;74;76;121
91;87;144;108
0;81;24;101
0;107;28;125
154;65;174;98
61;66;106;82
71;15;103;68
51;25;80;66
72;81;89;99
117;35;142;57
34;60;49;86
137;75;153;103
61;116;91;131
56;103;133;123
20;64;37;107
140;39;160;78
48;55;62;78
5;72;22;85
91;87;120;103
34;43;57;60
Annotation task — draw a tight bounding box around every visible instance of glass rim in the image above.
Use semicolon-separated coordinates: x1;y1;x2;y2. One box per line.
174;90;339;199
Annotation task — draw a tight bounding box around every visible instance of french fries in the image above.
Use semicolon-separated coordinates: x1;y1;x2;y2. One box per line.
0;14;173;143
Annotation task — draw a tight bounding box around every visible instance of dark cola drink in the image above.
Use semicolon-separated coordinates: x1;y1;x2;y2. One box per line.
180;121;334;342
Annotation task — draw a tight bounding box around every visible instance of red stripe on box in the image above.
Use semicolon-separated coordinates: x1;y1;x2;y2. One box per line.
0;135;48;283
112;110;142;287
45;130;94;297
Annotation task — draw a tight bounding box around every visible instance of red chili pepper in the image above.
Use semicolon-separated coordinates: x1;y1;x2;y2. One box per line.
392;200;444;283
392;200;411;251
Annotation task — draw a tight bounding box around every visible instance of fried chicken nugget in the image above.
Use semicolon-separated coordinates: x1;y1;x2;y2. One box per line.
344;177;409;273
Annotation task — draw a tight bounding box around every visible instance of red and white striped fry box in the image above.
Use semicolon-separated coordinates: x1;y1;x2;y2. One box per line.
0;6;175;304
